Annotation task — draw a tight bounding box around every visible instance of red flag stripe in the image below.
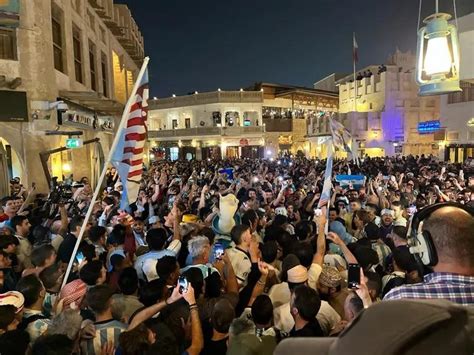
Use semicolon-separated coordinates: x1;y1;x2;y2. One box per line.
127;117;145;127
128;169;142;178
125;132;146;141
123;147;144;154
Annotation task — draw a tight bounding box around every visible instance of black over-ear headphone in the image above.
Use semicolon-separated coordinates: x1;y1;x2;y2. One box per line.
409;202;474;266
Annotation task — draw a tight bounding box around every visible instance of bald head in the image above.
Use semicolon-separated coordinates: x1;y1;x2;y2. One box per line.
423;206;474;269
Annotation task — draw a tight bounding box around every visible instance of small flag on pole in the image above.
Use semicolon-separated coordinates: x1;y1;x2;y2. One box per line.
353;33;359;63
318;140;333;210
329;115;352;153
329;115;359;166
111;69;149;209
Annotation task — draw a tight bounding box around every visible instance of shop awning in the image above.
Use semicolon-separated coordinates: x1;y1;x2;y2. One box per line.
59;91;124;115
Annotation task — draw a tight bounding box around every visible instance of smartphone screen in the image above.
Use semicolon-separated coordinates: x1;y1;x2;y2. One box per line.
75;251;84;264
348;263;361;289
214;243;224;260
178;276;188;294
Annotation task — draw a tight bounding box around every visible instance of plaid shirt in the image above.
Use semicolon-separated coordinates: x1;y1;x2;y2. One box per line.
383;272;474;306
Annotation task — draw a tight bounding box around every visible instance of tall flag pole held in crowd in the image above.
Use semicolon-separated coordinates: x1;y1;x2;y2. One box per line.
60;57;150;290
111;67;149;209
353;32;358;112
317;113;358;232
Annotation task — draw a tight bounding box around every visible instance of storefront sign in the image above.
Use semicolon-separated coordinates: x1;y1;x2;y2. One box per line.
0;0;20;27
61;107;114;132
0;90;27;122
418;120;440;134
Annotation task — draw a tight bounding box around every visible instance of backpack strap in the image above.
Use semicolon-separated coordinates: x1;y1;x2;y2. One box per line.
18;314;48;330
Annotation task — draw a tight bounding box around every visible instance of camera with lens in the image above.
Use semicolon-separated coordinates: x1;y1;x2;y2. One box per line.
48;177;77;204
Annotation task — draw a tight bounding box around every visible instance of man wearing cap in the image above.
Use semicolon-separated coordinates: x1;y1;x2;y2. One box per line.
273;261;341;336
317;266;347;318
378;209;394;240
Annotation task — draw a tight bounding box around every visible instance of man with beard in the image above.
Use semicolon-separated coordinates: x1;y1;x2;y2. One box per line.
131;220;147;251
378;209;394;240
317;266;347;319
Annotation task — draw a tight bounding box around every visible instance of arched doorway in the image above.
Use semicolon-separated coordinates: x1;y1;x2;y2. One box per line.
0;137;25;197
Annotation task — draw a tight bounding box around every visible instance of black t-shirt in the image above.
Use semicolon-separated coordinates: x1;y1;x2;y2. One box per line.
201;337;228;355
57;233;89;266
57;233;78;263
289;320;324;337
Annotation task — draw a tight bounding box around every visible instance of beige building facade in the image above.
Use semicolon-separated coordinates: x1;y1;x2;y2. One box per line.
148;83;338;161
336;49;441;158
0;0;144;194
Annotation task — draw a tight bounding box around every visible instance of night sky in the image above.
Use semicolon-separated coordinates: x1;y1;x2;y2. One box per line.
116;0;474;98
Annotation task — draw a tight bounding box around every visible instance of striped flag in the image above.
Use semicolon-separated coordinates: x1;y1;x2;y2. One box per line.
353;33;358;63
329;115;352;153
317;139;333;210
329;115;359;165
111;67;149;209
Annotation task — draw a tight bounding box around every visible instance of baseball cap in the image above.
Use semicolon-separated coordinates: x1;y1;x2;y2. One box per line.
275;299;474;355
0;291;24;313
275;207;288;217
381;209;395;217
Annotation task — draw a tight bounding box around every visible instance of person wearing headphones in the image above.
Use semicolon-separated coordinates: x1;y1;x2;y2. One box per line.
384;203;474;305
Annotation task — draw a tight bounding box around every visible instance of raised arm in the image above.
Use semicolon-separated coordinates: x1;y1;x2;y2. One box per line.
326;232;358;265
58;204;69;236
183;285;204;355
172;202;183;241
198;185;209;211
313;213;327;266
151;183;160;203
305;192;320;212
128;285;182;330
247;260;269;306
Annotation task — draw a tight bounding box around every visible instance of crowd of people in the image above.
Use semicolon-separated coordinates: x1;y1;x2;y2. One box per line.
0;154;473;354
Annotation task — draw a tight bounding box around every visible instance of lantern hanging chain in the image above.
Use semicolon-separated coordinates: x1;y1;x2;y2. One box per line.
417;0;422;31
453;0;459;28
435;0;439;13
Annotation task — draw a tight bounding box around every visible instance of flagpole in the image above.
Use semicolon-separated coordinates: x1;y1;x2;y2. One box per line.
353;32;357;113
325;138;333;234
61;57;150;290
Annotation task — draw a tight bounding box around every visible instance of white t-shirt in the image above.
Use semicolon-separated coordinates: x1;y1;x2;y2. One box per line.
226;246;252;286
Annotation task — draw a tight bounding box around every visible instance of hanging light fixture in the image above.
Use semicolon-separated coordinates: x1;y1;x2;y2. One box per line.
415;0;461;96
